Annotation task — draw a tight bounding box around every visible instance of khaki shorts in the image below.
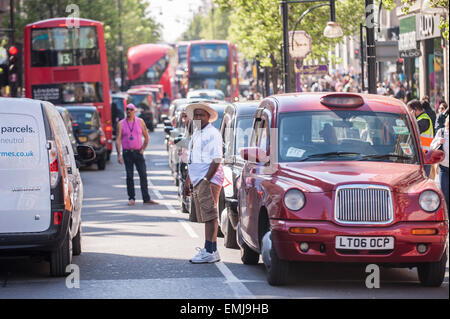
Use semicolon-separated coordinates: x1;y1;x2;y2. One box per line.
192;180;221;223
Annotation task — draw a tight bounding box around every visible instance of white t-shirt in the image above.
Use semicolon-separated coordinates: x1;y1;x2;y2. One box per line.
431;128;449;168
188;123;224;187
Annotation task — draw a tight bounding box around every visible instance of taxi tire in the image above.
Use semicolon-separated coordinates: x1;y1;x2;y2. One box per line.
240;241;259;265
97;154;106;171
417;250;447;287
50;231;72;277
266;246;291;286
181;202;189;214
72;224;82;256
223;215;238;249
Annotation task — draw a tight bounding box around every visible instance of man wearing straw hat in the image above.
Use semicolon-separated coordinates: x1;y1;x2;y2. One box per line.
184;102;224;263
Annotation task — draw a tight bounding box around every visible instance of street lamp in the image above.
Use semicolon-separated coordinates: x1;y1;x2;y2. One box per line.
280;0;343;93
323;21;343;38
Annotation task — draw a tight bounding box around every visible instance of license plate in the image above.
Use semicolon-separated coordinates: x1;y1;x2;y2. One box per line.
335;236;394;250
78;136;87;143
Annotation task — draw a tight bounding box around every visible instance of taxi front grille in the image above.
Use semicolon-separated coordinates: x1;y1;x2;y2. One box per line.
335;185;393;224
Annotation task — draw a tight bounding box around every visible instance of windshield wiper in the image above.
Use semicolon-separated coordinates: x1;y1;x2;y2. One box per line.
299;152;362;161
361;154;413;161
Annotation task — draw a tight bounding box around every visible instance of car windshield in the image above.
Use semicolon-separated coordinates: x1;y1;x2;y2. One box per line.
129;94;150;110
278;111;420;164
68;110;96;130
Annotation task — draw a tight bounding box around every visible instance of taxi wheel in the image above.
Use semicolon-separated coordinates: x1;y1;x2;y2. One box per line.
72;224;82;256
97;154;106;170
240;241;259;265
261;230;291;286
266;245;291;286
223;215;238;249
417;250;447;287
50;231;72;277
181;202;189;214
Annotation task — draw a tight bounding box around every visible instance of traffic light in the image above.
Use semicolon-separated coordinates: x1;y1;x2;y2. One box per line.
396;58;404;74
8;45;19;84
354;49;360;59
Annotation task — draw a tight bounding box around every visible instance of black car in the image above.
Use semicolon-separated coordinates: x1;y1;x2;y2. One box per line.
219;102;259;248
66;106;108;170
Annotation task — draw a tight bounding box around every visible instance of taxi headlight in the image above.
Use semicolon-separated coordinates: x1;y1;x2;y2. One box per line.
419;190;441;212
284;189;306;211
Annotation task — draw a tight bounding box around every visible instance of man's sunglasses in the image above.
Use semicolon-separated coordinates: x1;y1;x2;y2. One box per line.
126;108;135;111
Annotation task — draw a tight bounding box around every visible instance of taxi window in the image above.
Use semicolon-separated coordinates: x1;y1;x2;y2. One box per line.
69;110;95;130
278;111;419;163
235;117;253;155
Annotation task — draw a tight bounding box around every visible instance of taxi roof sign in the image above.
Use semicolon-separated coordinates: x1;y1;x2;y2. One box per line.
320;94;364;108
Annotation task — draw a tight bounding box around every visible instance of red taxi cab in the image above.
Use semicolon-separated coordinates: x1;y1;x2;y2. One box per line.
238;93;448;286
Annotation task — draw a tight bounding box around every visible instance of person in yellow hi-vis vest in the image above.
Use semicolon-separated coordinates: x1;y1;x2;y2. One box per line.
407;99;434;177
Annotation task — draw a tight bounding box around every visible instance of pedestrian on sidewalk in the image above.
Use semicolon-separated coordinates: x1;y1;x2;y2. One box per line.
184;103;224;264
116;103;158;206
431;116;449;209
408;99;434;177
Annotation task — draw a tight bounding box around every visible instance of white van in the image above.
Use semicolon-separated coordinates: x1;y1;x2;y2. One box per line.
0;98;94;277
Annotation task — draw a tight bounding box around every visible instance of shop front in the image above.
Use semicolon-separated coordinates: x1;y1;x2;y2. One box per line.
417;13;445;109
399;15;421;99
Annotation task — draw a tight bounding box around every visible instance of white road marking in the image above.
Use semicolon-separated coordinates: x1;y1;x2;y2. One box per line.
179;221;199;238
147;174;254;298
215;262;255;299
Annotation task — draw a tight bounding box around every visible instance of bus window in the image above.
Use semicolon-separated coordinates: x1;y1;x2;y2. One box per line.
31;27;99;67
132;55;168;85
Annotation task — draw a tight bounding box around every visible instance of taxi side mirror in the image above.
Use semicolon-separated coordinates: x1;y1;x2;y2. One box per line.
424;149;445;165
240;147;269;164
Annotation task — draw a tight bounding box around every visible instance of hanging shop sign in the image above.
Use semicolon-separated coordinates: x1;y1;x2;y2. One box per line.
416;14;442;40
399;15;421;58
289;31;312;60
301;65;328;75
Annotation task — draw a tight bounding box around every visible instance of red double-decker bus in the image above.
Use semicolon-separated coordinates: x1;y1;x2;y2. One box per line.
186;40;239;101
127;43;173;100
24;18;113;156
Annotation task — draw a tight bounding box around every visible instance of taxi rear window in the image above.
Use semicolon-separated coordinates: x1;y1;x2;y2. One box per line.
0;113;41;169
278;111;419;163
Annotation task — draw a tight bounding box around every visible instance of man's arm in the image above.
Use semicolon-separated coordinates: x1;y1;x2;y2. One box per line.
116;121;123;164
204;131;222;181
204;160;221;181
139;118;149;154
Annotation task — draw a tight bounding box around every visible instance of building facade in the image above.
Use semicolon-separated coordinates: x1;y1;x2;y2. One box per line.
397;0;449;107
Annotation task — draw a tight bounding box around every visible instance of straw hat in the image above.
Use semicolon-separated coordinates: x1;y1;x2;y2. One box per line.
185;103;218;123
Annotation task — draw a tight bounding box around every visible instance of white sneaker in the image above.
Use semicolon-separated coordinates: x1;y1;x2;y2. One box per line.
212;250;221;262
189;248;220;264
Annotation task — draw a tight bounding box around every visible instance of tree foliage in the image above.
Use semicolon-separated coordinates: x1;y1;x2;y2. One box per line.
181;6;231;41
215;0;366;67
8;0;161;76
